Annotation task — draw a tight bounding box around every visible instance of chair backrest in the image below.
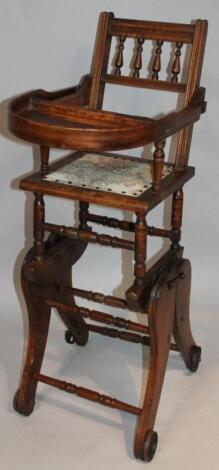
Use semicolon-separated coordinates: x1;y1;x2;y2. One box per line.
89;12;208;167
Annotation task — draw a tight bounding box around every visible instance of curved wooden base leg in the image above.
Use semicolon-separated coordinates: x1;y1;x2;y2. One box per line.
173;258;201;372
47;233;89;346
56;270;89;347
15;235;88;415
134;271;176;461
14;271;51;416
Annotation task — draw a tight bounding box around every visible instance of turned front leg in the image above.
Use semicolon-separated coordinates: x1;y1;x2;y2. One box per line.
134;212;147;287
33;193;45;261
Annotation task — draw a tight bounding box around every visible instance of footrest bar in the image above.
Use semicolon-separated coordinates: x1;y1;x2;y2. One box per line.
34;373;142;416
47;299;179;351
87;213;135;232
88;323;149;345
47;298;150;335
60;285;128;310
87;213;173;239
88;323;179;351
44;222;134;250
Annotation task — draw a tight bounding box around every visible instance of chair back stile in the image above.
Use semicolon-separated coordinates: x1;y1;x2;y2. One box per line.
89;12;115;109
175;20;208;167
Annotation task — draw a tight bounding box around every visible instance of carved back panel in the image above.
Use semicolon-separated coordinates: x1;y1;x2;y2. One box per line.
89;12;208;167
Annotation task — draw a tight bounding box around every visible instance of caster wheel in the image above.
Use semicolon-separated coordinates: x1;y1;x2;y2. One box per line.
141;430;158;462
65;330;75;344
65;325;89;347
189;345;201;372
13;390;35;416
74;326;89;346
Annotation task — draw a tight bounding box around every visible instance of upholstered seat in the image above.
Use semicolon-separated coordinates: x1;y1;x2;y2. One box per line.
43;152;172;196
19;150;195;212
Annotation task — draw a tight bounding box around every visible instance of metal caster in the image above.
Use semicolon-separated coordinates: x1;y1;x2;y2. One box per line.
141;430;158;462
65;330;75;344
65;324;89;347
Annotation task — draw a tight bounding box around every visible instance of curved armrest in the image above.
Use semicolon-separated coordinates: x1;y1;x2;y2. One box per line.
8;83;206;157
151;88;206;190
155;87;206;140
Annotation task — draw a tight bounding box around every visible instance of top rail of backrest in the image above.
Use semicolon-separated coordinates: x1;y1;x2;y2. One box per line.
89;13;207;111
89;13;207;169
108;18;196;43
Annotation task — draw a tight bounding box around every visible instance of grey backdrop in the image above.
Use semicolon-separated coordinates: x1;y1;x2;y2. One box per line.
0;1;218;469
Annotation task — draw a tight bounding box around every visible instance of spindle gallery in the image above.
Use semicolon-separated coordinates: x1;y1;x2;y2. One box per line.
8;13;207;462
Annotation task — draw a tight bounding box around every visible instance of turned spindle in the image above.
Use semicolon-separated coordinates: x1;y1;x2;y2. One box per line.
34;373;142;416
33;193;45;261
171;42;183;83
47;298;150;336
40;146;50;176
133;38;145;78
152;40;163;80
44;222;135;251
114;36;126;75
152;139;166;191
134;212;147;287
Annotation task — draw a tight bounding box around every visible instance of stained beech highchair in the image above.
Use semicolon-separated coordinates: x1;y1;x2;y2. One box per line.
9;12;208;462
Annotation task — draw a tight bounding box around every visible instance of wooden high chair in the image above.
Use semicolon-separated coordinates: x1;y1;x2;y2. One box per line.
9;12;208;462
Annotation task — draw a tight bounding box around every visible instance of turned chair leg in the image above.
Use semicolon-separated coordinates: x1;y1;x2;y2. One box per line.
134;270;176;462
173;258;201;372
14;270;51;416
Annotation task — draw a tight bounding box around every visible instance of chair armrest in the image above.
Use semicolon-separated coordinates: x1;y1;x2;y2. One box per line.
154;87;206;140
151;88;206;190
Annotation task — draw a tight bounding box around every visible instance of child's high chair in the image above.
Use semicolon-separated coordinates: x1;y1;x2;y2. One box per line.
8;12;208;462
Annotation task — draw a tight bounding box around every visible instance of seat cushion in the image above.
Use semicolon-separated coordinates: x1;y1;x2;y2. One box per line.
44;152;172;197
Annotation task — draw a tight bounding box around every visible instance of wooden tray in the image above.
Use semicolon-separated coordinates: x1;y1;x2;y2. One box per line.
8;83;204;152
8;89;154;151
